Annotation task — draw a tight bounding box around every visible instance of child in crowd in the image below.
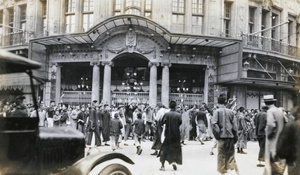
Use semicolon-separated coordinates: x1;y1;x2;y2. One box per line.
132;113;145;155
110;113;123;151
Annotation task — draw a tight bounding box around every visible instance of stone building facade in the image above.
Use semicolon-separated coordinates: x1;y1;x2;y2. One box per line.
1;0;300;110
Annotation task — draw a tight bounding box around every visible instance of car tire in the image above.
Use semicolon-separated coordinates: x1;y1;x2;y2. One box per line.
98;163;132;175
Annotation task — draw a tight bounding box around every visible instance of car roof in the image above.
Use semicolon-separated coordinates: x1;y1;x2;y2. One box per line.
0;49;41;74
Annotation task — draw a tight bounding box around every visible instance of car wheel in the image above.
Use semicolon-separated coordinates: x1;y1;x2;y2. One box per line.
98;163;132;175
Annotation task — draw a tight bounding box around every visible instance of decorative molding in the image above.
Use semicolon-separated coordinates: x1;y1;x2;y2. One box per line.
106;38;126;54
90;61;100;66
102;61;114;67
136;39;155;54
148;62;160;67
161;62;172;67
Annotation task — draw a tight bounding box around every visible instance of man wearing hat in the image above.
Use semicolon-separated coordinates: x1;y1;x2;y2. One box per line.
10;95;28;117
263;95;286;175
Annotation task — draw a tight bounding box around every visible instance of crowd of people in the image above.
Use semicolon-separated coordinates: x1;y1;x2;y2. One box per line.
1;93;300;175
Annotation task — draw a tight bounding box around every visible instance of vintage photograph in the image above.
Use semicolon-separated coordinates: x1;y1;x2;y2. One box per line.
0;0;300;174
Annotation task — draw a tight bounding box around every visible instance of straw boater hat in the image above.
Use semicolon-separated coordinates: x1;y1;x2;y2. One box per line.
263;95;277;102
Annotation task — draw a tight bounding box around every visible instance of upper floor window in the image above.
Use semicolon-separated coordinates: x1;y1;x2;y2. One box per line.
42;0;47;35
83;0;94;32
114;0;121;15
145;0;152;18
0;10;3;46
8;8;14;45
125;0;141;15
271;13;278;40
192;0;203;15
248;7;256;34
261;10;268;36
66;0;76;13
192;0;204;34
173;0;185;13
114;0;152;17
172;0;185;24
224;2;231;37
288;16;296;45
65;0;75;33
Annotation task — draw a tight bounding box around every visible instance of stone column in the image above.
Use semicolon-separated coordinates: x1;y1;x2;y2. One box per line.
102;61;113;105
203;66;209;104
161;63;171;107
55;64;62;105
91;61;100;103
149;62;158;106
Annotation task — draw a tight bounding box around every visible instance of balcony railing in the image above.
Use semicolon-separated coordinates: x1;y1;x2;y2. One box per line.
61;91;92;105
112;91;149;106
0;32;28;47
242;34;300;57
61;91;205;107
169;93;204;108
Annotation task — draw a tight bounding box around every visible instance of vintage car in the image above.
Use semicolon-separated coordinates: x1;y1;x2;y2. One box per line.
0;50;134;175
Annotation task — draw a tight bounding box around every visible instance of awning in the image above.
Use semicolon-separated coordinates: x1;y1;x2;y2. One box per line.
31;15;241;48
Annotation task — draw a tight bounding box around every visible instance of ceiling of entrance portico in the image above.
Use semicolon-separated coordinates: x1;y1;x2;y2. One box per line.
31;15;240;48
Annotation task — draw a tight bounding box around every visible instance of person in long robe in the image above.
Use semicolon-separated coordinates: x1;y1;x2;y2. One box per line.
189;109;197;140
101;104;111;146
95;105;103;146
180;106;191;145
159;101;182;171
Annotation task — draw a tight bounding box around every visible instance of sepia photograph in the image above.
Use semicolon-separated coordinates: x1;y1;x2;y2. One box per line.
0;0;300;174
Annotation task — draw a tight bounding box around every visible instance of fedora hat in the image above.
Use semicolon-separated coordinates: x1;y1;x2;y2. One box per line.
263;95;277;102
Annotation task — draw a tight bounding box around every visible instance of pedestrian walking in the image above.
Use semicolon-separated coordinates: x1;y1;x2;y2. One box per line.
110;113;123;151
132;113;145;155
101;104;111;146
144;105;154;140
151;102;168;155
236;107;250;154
263;95;286;175
180;106;191;145
211;94;239;175
195;105;208;145
255;105;268;167
158;101;182;171
124;101;137;146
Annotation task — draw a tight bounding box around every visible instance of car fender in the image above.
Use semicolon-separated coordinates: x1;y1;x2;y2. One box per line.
60;151;134;175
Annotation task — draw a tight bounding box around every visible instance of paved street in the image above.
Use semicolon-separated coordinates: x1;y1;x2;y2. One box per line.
86;139;279;175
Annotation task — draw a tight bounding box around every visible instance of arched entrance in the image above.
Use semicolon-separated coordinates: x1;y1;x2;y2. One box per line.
111;53;150;106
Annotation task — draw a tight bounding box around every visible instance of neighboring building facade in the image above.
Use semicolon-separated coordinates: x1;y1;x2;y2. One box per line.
0;0;300;110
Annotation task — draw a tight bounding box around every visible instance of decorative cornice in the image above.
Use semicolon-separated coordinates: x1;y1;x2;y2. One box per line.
161;62;172;67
